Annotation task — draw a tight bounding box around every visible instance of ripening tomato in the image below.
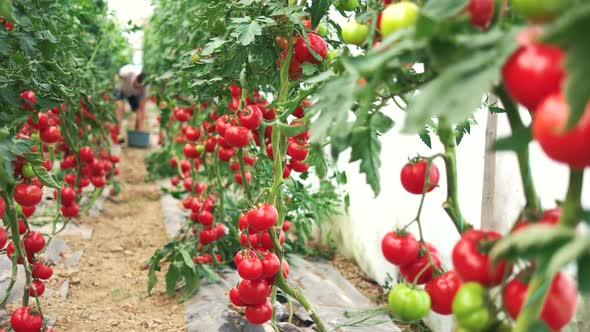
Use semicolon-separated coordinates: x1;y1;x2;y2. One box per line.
294;33;327;64
504;272;578;331
381;231;419;266
400;160;440;195
465;0;494;28
379;2;419;37
341;20;369;46
532;94;590;169
425;271;463;315
502;43;564;112
399;242;442;284
452;229;511;287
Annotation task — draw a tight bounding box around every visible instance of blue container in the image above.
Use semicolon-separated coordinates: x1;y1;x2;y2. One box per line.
127;130;150;148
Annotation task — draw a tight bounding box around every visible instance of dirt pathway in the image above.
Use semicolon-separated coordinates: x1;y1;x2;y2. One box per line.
45;147;185;332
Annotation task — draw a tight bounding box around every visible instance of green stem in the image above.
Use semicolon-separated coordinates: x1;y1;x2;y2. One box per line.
437;119;472;233
559;169;584;227
237;148;253;202
496;86;542;218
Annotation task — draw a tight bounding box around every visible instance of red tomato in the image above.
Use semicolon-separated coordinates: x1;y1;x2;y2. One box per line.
452;229;511;287
61;187;76;206
239;105;263;130
229;287;246;306
224;126;252;148
237;279;271;305
532;94;590;169
502;43;564;112
29;280;45;297
466;0;494;28
294;33;327;64
399;242;442;284
247;204;278;231
245;299;273;325
0;227;7;249
238;257;263;280
286;141;309;161
32;262;53;280
10;306;43;332
400;160;440;195
61;202;79;218
261;253;280;278
381;231;419;266
14;184;42;207
425;271;463;315
23;231;45;254
504;272;578;331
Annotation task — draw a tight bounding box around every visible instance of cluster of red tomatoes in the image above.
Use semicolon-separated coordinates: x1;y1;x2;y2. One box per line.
0;16;14;31
502;28;590;169
382;161;578;330
229;204;290;325
277;32;328;79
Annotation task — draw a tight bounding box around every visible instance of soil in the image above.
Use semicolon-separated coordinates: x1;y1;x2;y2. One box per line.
44;147;185;332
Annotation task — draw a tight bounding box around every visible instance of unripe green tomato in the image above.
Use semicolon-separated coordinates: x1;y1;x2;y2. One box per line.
326;50;339;62
195;145;205;153
452;282;493;332
335;0;359;11
21;163;35;179
316;23;329;37
341;20;369;46
31;132;41;142
510;0;571;22
380;1;419;37
388;283;431;322
191;53;201;63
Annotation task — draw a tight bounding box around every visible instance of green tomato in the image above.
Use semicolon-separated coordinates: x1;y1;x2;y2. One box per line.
341;20;369;46
195;145;205;153
510;0;571;22
326;50;339;62
335;0;359;11
388;283;431;322
191;53;201;63
21;163;35;179
31;132;41;142
380;1;419;37
452;282;493;332
316;23;329;37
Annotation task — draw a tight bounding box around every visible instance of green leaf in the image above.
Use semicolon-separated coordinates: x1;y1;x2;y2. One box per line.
350;124;383;196
310;0;330;28
490;224;575;262
403;29;518;133
543;3;590;128
180;265;200;301
278;122;308;138
545;236;590;276
421;0;469;20
310;74;358;144
419;128;432;149
307;145;328;179
371;111;395;134
198;264;221;282
147;266;157;296
165;262;181;298
492;126;533;152
455;119;473;146
179;248;196;273
32;165;60;189
578;253;590;294
528;320;552;332
489;106;506;114
233;20;262;46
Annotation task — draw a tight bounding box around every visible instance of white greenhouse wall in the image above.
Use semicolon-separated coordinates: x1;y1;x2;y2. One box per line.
323;103;590;332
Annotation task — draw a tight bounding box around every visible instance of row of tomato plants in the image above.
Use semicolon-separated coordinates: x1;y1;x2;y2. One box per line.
143;0;589;331
0;1;129;331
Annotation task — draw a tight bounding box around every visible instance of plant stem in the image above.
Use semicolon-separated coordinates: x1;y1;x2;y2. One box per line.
237;148;253;202
437;119;472;233
496;86;542;218
513;168;584;331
